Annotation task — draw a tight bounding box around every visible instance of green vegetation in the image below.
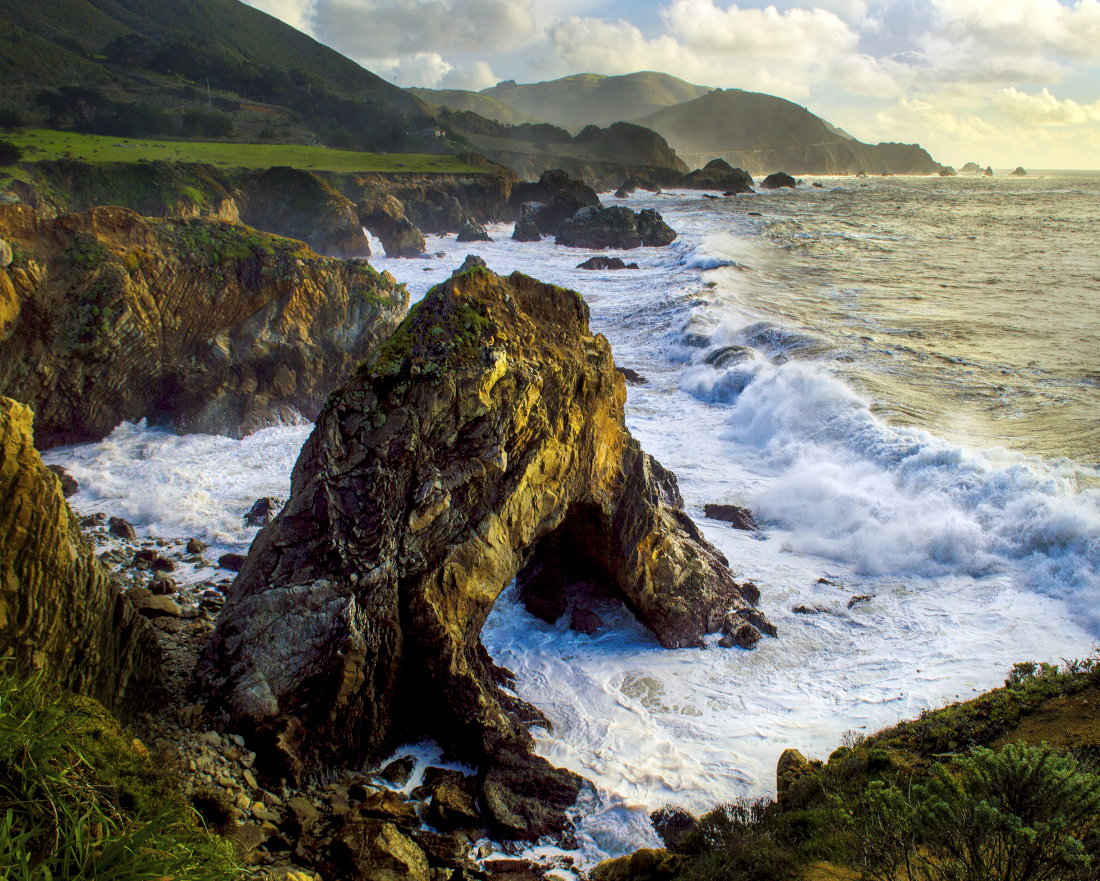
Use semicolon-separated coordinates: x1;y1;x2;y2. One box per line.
3;130;490;174
0;140;22;165
0;672;239;880
408;88;545;126
666;656;1100;880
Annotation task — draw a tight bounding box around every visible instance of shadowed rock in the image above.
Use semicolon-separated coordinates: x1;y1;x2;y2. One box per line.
0;398;160;716
357;195;427;257
199;267;770;834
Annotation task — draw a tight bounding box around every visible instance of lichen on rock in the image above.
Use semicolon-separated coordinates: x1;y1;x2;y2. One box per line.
199;266;771;836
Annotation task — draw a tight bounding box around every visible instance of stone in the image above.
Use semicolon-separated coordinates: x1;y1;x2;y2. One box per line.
776;748;813;806
1011;166;1027;176
330;818;430;881
457;220;492;243
452;255;487;276
357;195;427;258
481;747;584;841
235;822;267;853
243;769;259;790
109;516;137;540
244;497;282;527
414;830;474;869
555;206;676;250
218;553;247;571
379;755;417;787
425;770;482;830
616;367;646;385
576;257;639;270
152;556;175;573
761;172;796;189
0;239;11;268
0;204;407;447
720;622;761;649
569;607;603;635
186;538;208;554
46;464;78;497
650;806;697;850
703;504;758;531
0;398;160;716
131;592;182;619
511;217;541;242
681;160;755;194
149;575;177;595
590;849;682;881
847;594;873;609
356;789;419;828
199;268;770;835
177;703;205;728
284;795;320;835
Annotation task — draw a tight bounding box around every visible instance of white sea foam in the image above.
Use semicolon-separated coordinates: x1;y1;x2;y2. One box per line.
44;184;1100;865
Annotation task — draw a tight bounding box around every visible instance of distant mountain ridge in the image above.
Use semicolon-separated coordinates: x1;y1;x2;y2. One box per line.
408;88;544;126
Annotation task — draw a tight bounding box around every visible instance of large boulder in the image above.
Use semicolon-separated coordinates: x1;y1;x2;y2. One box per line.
508;169;600;217
681;159;754;193
0;398;160;715
556;206;676;249
357;195;427;257
199;267;769;831
761;172;796;189
0;204;408;447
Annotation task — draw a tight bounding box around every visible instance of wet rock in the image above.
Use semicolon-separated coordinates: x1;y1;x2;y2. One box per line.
186;538;208;554
719;623;760;649
426;770;482;830
329;817;429;881
481;747;584;841
703;504;758;531
1011;166;1027;176
703;345;754;369
128;587;182;619
379;755;417;787
244;497;282;527
152;556;175;573
356;789;419;828
616;367;646;385
149;575;177;595
453;254;487;276
46;464;78;497
591;849;682;881
457;220;492;243
414;830;475;870
650;806;697;850
761;172;796;189
724;608;776;638
576;257;639;270
682;160;754;194
0;398;160;716
109;516;137;540
569;607;603;635
511;204;542;242
556;206;676;250
357;195;426;258
218;553;248;571
847;594;873;609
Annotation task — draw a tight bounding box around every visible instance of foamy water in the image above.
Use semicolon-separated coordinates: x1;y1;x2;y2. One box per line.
45;176;1100;863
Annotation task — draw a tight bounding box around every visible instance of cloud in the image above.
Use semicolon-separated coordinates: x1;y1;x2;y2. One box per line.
441;60;500;91
241;0;316;31
932;0;1100;62
993;86;1100;123
310;0;537;59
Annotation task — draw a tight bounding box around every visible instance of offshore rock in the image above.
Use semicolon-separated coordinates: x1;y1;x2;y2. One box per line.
357;195;427;258
0;398;160;716
0;204;407;447
456;219;492;243
511;203;542;242
199;267;767;832
681;159;755;194
761;172;797;189
556;206;676;249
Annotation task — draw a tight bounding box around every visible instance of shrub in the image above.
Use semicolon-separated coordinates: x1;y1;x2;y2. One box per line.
0;109;27;129
859;741;1100;881
181;108;233;139
0;141;23;166
674;798;798;881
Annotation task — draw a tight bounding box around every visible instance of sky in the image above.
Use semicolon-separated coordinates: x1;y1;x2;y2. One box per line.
242;0;1100;168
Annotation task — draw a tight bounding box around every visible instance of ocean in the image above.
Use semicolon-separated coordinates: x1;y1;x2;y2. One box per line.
43;171;1100;863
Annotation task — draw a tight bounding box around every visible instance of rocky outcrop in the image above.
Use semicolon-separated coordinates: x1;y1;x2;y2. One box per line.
0;204;408;447
578;257;639;270
556;206;677;249
1012;167;1028;177
0;397;160;716
508;170;601;219
356;195;427;258
199;266;769;831
456;219;492;242
761;172;796;189
511;205;542;242
680;159;755;193
960;162;981;173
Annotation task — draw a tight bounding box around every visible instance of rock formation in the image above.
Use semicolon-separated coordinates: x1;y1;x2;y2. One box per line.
199;266;770;833
761;172;796;189
0;204;408;447
356;195;427;258
680;159;755;194
0;397;160;716
1012;167;1028;177
556;206;677;249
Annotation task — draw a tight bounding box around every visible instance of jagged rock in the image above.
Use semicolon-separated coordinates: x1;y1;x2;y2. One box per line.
1011;166;1028;176
719;622;760;649
616;367;646;384
984;166;994;177
327;817;429;881
0;398;160;715
414;830;476;870
129;587;182;618
46;464;78;497
570;607;603;635
0;268;18;344
244;497;282;527
847;594;873;609
556;206;676;249
591;849;682;881
761;172;796;189
776;748;813;806
0;239;11;267
186;538;208;554
356;790;419;828
681;160;754;194
577;257;639;270
614;175;662;199
0;205;407;448
283;795;320;837
456;220;492;243
650;806;697;850
199;267;769;834
533;190;596;237
453;254;487;276
218;553;248;571
724;608;776;638
511;203;543;242
109;516;137;540
703;503;758;531
149;575;177;595
357;195;427;258
508;170;600;218
425;770;482;830
379;755;417;786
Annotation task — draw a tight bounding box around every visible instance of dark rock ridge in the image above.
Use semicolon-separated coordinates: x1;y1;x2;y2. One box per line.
0;204;408;448
680;159;755;194
761;172;796;189
0;397;160;716
556;206;677;249
578;257;639;270
199;266;770;832
356;195;427;257
1012;167;1028;177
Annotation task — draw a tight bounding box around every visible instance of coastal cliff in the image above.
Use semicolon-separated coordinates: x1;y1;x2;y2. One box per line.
199;266;770;836
0;397;160;716
0;204;408;447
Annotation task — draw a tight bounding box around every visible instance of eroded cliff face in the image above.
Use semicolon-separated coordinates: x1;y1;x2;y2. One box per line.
0;204;408;447
199;267;771;833
0;398;160;716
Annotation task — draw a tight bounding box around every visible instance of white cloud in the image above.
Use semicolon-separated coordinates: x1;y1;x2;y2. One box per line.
663;0;858;57
932;0;1100;62
441;61;501;91
241;0;317;31
993;86;1100;123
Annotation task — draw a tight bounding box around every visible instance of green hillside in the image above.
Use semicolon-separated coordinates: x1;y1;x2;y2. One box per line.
408;88;543;126
481;72;711;132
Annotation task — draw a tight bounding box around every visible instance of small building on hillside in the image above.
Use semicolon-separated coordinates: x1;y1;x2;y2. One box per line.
411;126;444;139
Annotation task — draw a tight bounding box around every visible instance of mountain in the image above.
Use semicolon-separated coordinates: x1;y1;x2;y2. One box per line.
408;88;543;126
480;72;712;132
637;88;948;175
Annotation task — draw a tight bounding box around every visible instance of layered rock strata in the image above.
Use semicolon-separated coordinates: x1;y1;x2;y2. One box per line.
0;204;408;447
0;397;160;716
199;266;771;835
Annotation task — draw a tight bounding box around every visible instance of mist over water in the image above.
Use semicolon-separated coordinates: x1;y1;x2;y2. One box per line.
45;172;1100;863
